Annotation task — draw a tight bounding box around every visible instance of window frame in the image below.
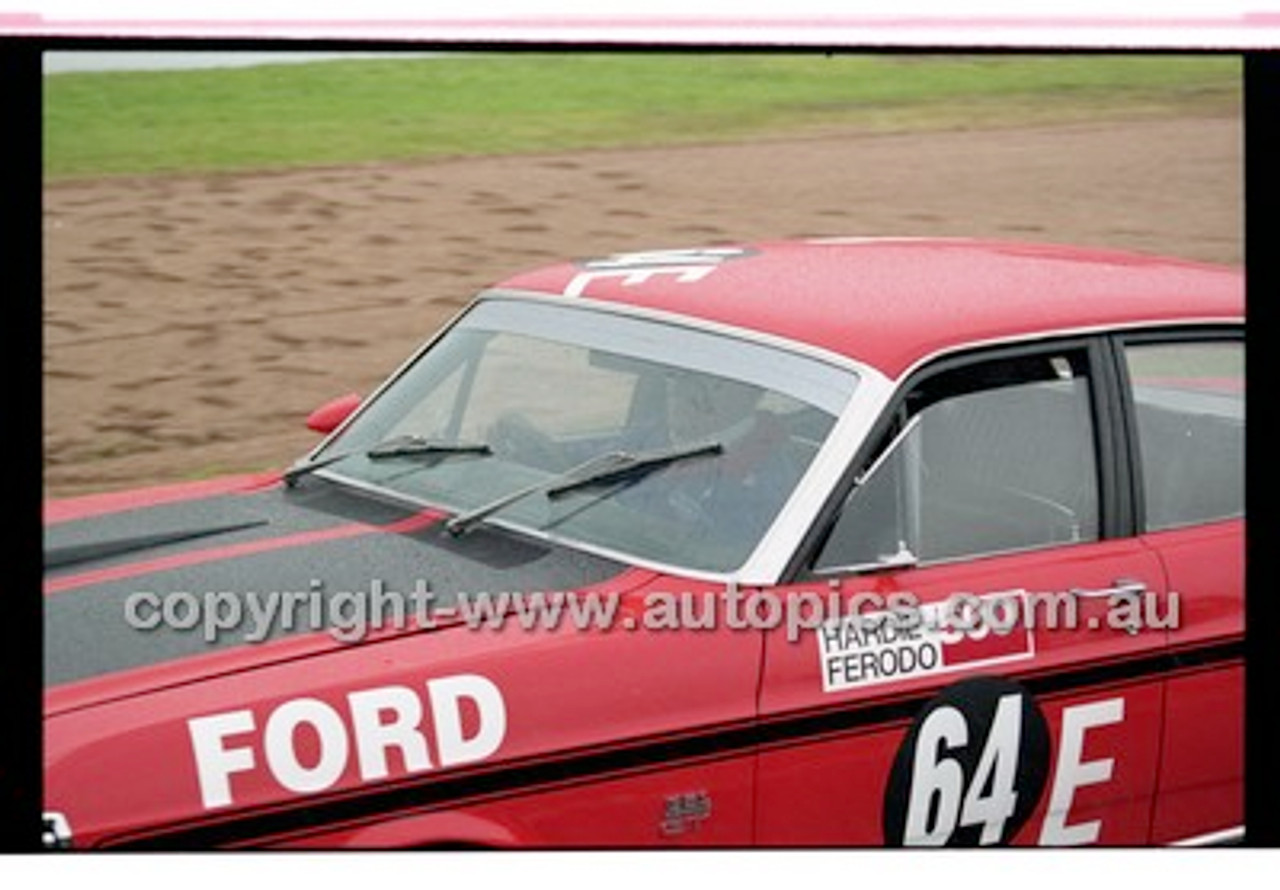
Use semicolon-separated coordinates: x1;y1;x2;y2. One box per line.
790;334;1132;582
1109;325;1245;535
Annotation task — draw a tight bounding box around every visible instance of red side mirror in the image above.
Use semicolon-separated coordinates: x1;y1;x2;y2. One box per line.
306;393;362;435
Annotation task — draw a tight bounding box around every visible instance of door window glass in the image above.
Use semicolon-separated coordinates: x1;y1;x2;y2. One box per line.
816;350;1099;572
1123;338;1243;531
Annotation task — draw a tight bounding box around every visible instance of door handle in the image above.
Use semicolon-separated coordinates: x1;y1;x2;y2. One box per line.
1068;579;1148;635
1068;578;1147;600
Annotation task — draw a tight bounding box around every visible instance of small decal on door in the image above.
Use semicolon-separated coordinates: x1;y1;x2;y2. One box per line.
660;790;713;837
818;592;1035;693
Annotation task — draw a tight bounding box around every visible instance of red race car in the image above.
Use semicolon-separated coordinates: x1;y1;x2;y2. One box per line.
43;238;1243;849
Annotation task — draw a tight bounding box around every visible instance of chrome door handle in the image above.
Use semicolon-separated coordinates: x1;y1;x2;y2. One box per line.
1069;579;1147;600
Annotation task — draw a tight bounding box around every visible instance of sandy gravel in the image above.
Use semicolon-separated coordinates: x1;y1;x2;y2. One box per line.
43;115;1242;498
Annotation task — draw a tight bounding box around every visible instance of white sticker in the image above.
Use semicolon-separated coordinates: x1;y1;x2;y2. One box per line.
818;592;1035;693
563;247;751;297
187;672;507;810
1038;698;1125;846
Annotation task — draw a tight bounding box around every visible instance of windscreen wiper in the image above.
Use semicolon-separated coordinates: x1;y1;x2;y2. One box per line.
547;441;723;497
283;435;491;487
446;441;722;536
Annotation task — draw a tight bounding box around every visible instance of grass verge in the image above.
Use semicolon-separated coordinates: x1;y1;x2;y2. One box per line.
44;53;1240;179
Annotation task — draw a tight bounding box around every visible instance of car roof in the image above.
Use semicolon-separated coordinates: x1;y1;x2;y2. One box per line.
493;237;1242;379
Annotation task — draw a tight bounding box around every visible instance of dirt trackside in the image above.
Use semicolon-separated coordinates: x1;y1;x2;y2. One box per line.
43;115;1242;498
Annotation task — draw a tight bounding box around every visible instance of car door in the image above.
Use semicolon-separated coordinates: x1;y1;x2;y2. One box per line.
1115;329;1244;844
755;338;1173;846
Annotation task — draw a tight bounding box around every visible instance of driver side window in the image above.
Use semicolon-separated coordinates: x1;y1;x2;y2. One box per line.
814;348;1100;572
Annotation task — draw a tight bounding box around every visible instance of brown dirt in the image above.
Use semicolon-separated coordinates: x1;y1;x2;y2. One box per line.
43;115;1242;499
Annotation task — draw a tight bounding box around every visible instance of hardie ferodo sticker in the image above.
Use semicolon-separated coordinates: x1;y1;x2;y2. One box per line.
817;591;1035;693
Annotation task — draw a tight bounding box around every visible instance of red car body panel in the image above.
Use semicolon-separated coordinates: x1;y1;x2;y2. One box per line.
42;239;1244;849
1145;519;1245;843
44;471;281;525
497;238;1240;379
755;681;1165;845
758;538;1173;844
46;565;760;848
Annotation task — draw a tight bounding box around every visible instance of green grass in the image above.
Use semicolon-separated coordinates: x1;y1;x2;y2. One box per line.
43;53;1241;180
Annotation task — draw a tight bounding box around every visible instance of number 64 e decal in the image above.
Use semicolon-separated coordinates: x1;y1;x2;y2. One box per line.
883;677;1050;846
883;677;1127;846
